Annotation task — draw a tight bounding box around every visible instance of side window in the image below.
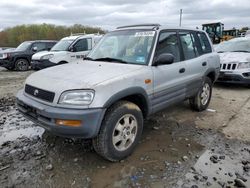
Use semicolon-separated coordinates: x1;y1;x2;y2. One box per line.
155;31;180;62
74;38;92;52
197;32;212;54
179;32;199;60
47;42;56;51
32;43;46;51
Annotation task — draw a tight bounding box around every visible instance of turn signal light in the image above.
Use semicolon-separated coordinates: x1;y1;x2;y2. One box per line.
55;119;82;127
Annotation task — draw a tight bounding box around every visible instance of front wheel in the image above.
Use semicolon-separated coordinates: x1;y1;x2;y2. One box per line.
15;59;29;71
93;101;143;162
189;77;212;111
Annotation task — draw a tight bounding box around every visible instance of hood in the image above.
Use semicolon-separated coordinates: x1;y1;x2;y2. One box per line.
219;52;250;64
32;51;65;60
26;61;143;93
0;49;21;55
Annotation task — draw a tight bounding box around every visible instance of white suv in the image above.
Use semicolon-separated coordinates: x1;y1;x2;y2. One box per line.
17;24;220;161
31;33;102;70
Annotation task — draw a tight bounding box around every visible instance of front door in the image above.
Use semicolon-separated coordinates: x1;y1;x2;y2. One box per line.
70;38;92;61
152;31;187;113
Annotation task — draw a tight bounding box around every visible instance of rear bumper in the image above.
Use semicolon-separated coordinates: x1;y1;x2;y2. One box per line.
31;60;56;70
217;71;250;84
16;90;106;138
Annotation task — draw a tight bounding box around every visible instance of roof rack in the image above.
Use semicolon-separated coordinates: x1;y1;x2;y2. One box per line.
117;24;161;29
70;32;86;36
70;32;101;36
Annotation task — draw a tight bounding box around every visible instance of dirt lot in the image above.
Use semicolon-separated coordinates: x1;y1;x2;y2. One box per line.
0;67;249;188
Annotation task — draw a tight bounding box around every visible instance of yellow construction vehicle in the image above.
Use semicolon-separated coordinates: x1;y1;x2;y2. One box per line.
202;22;224;44
222;29;239;41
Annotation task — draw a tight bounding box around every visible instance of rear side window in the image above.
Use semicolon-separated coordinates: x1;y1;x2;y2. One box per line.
74;38;92;52
33;43;46;51
179;32;199;60
155;31;181;62
197;32;212;54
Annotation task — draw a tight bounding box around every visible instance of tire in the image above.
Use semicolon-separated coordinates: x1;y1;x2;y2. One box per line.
15;59;29;71
5;66;14;71
93;101;143;162
189;77;212;111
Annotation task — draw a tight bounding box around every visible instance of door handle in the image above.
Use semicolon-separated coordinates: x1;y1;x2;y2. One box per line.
202;62;207;66
179;68;185;73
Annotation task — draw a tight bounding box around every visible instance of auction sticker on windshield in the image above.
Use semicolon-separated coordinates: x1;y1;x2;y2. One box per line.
135;31;155;37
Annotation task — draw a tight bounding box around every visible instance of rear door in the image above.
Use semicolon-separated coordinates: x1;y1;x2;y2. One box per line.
152;30;187;113
179;31;208;98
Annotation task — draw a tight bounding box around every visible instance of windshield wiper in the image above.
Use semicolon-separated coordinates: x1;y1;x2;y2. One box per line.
93;57;128;64
84;57;94;61
231;50;250;53
217;51;225;53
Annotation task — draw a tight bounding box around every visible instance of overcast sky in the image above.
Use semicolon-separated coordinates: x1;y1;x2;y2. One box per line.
0;0;250;31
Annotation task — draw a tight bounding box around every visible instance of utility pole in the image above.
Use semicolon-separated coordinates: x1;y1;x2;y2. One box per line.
179;9;183;27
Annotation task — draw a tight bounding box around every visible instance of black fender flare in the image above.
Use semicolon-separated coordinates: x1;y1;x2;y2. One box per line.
103;87;151;116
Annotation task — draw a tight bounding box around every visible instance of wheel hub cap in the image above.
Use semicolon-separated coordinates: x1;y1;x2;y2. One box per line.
201;83;210;105
112;114;138;151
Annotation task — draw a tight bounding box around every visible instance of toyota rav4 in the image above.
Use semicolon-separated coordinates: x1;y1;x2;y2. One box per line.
16;24;220;161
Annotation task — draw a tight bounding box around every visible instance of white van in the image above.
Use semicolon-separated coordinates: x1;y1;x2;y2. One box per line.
31;33;102;69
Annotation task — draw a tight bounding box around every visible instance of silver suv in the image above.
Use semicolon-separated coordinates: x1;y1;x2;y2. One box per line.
16;24;220;161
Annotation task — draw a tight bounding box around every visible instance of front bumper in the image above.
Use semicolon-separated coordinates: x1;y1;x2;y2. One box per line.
0;59;14;69
217;71;250;84
16;90;106;138
31;60;56;70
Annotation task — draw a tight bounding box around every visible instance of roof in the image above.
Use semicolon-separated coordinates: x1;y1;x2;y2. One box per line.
202;22;224;26
24;40;58;43
61;33;102;40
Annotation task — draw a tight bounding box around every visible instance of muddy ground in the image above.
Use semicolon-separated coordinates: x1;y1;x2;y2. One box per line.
0;67;249;188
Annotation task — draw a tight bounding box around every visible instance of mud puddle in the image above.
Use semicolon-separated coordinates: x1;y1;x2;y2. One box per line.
0;102;249;188
0;108;44;145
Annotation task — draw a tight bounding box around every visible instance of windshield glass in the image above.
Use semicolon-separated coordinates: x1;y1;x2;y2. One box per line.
216;39;250;52
15;42;31;51
51;39;74;51
87;30;156;65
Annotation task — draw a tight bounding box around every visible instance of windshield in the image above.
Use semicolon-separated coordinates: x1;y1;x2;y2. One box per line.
87;30;156;65
15;42;31;51
216;39;250;53
51;39;74;51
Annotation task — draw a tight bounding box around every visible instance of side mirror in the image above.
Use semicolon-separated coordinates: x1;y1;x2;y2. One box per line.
32;46;38;52
69;46;76;52
154;53;174;66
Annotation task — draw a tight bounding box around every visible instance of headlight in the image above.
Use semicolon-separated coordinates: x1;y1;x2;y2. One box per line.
1;53;10;59
238;62;250;69
58;90;95;105
41;54;54;60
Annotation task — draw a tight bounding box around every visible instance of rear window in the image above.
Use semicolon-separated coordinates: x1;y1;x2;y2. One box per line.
197;32;212;54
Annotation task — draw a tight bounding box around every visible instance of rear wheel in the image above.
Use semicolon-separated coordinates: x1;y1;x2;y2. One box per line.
189;77;212;111
93;101;143;162
15;59;29;71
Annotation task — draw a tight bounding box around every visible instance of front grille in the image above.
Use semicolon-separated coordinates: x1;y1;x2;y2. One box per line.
25;84;55;103
220;63;237;70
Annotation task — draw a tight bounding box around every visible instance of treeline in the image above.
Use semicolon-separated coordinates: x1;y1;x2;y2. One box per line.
0;24;106;47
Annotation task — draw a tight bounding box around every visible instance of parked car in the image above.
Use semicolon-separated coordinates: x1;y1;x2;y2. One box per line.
216;37;250;86
0;40;57;71
16;24;220;161
31;34;102;70
0;47;15;51
245;30;250;37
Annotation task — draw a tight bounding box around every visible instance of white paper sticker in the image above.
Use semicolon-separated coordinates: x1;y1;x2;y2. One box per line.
135;31;155;37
